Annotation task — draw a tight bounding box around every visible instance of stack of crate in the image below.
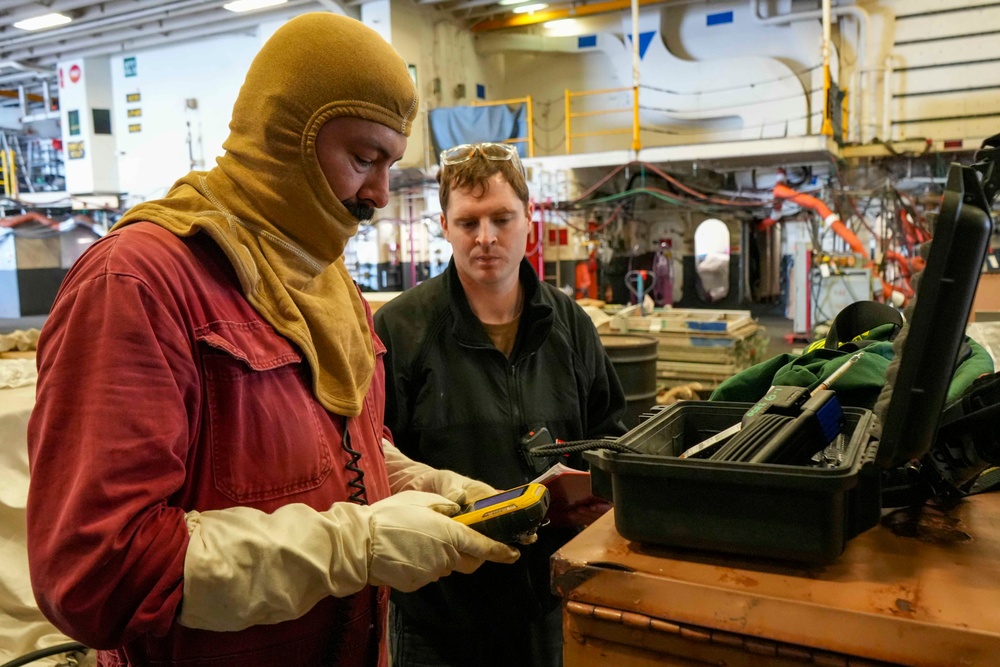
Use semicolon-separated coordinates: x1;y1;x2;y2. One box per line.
609;308;769;391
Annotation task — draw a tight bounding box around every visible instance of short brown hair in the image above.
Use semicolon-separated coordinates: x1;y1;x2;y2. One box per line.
438;154;529;214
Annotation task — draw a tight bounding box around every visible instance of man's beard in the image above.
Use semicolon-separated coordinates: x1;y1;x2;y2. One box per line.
343;199;375;222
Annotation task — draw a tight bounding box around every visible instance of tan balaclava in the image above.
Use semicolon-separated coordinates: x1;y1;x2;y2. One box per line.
114;13;418;416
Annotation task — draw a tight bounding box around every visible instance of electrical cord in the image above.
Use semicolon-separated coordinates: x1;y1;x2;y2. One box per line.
340;418;367;505
527;438;641;458
0;643;88;667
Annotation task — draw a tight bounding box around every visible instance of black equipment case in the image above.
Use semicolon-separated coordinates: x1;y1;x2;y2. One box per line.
586;137;1000;564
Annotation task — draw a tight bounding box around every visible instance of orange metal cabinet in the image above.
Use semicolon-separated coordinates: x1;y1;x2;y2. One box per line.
552;496;1000;667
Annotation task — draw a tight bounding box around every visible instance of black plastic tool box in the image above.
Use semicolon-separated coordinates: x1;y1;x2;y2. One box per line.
586;150;996;564
587;403;880;563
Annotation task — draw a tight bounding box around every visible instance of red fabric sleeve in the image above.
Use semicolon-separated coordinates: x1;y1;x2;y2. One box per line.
27;265;197;649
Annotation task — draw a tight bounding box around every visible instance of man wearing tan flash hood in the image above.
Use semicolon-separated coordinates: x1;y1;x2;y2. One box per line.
26;14;518;667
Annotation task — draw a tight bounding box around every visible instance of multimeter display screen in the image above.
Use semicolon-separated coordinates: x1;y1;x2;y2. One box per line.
471;486;526;510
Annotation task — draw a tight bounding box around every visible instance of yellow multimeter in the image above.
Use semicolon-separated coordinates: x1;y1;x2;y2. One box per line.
452;483;550;543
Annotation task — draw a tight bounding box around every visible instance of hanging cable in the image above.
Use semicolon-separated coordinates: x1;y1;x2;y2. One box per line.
340;418;367;505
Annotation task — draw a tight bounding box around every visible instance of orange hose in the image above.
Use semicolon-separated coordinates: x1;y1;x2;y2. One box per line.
0;211;61;228
772;183;908;306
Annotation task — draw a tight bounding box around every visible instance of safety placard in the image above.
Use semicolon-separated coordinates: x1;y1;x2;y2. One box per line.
126;92;141;103
67;141;85;159
127;108;142;118
129;124;142;133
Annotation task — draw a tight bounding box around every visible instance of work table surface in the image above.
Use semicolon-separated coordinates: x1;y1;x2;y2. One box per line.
553;495;1000;666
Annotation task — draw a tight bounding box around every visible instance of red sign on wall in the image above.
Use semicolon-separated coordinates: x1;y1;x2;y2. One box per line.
547;228;569;246
69;64;81;83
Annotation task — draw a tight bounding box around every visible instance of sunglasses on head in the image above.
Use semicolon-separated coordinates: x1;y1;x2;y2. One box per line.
439;142;526;177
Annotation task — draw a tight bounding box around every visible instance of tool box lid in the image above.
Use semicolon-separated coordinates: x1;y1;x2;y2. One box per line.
876;155;995;468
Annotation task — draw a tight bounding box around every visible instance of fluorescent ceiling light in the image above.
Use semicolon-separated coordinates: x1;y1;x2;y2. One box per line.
13;12;72;31
544;19;579;35
512;3;547;13
223;0;288;13
498;0;530;5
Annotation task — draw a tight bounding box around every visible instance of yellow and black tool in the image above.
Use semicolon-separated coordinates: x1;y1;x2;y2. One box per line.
453;483;550;543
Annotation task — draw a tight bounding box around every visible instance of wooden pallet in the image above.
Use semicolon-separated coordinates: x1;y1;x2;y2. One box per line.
605;308;770;391
613;308;755;335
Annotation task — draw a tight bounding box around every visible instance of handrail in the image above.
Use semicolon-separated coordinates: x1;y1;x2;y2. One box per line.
565;86;640;155
1;149;17;197
471;95;534;157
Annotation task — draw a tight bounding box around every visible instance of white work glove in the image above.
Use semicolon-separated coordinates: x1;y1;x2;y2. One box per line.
383;439;496;505
179;491;519;632
384;440;540;545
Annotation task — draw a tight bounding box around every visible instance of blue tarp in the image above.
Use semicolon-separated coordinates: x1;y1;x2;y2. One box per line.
429;103;528;161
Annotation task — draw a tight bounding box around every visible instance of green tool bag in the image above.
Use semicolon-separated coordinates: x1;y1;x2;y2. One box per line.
710;301;994;411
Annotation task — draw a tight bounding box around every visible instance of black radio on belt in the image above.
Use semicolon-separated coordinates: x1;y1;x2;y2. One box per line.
520;426;557;474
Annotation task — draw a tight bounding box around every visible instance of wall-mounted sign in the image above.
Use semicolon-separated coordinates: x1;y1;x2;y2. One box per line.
92;109;111;135
129;124;142;133
126;92;141;103
127;108;142;118
124;57;137;78
67;109;80;136
69;64;81;83
67;141;85;160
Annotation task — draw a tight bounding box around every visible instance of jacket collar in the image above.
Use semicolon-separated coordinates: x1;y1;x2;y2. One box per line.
445;258;554;357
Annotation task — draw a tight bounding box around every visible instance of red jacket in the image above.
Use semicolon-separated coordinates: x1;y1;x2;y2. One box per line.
27;222;391;666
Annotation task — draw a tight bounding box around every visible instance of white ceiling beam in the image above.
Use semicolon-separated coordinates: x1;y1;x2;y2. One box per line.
0;0;206;50
314;0;352;15
29;0;317;66
0;1;46;12
449;0;503;11
3;4;298;61
0;0;115;28
0;68;53;85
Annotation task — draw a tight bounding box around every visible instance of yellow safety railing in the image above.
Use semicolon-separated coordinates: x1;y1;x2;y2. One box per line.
821;64;835;138
471;95;534;158
0;149;16;198
565;86;640;154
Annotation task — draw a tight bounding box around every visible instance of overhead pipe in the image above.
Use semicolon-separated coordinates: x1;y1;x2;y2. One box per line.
751;0;873;143
444;0;503;11
472;0;668;33
466;0;702;21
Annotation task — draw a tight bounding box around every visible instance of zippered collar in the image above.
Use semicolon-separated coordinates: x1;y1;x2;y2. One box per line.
444;258;554;360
